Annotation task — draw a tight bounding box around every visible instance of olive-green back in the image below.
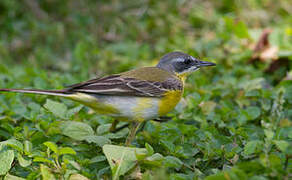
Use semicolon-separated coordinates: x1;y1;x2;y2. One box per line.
120;67;178;82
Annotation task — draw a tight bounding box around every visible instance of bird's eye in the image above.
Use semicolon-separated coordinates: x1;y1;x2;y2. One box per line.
184;58;192;64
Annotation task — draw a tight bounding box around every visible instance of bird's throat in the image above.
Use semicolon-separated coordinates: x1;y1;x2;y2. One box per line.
176;73;187;84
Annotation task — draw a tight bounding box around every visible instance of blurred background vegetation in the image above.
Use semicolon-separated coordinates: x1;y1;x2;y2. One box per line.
0;0;291;179
1;0;291;77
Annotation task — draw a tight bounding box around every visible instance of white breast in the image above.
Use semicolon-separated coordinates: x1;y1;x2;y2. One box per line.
70;93;160;121
99;95;160;121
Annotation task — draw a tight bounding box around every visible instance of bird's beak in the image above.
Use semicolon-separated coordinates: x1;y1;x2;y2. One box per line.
198;60;216;67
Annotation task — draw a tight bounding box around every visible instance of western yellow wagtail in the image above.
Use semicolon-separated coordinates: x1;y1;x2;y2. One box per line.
0;52;215;145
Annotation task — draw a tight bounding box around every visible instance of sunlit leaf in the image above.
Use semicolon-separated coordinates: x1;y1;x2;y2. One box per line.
40;164;56;180
84;135;111;147
1;139;23;153
43;141;59;154
273;140;289;152
33;157;54;165
103;145;147;177
244;140;263;155
164;156;183;169
17;153;31;167
59;147;76;155
69;174;90;180
145;143;154;156
246;106;261;120
0;149;14;175
60;121;94;141
44;99;68;119
4;173;25;180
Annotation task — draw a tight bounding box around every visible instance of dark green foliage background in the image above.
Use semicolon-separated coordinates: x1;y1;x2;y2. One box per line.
0;0;291;179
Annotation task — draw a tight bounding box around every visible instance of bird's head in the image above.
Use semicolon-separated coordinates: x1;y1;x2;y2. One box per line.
156;51;216;79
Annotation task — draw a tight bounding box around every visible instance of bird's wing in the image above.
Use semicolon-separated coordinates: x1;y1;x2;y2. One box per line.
65;74;182;97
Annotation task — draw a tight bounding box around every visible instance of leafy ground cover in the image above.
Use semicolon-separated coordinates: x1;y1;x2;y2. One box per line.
0;0;291;179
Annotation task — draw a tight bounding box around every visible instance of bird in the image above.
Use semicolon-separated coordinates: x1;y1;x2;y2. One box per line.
0;51;215;146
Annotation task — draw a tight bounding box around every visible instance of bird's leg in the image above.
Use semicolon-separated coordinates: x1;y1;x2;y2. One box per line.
111;123;129;133
109;119;119;132
125;121;141;146
135;116;172;134
136;121;146;134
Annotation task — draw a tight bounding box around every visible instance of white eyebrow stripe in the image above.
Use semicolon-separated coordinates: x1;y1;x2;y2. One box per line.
175;57;185;62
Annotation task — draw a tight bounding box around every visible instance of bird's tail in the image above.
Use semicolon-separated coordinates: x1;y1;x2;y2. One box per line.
0;88;72;97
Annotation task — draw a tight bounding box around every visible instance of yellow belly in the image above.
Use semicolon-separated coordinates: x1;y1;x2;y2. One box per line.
158;90;183;116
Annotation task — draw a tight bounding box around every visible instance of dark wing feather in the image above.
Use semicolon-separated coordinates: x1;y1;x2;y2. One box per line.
65;75;182;97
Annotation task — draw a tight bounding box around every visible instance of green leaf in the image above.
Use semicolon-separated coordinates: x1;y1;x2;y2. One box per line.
0;150;14;175
264;130;274;140
33;157;54;165
24;140;33;155
273;140;289;152
103;145;147;178
40;164;56;180
234;21;250;39
244;140;262;155
268;154;282;169
288;130;292;139
237;161;265;174
104;128;128;139
240;78;265;91
246;106;261;120
146;153;164;162
164;156;183;169
84;135;111;147
17;153;31;167
144;153;164;166
27;102;41;112
43;142;59;154
205;168;247;180
90;156;107;163
59;147;76;155
145;143;154;155
67;105;83;118
69;174;90;180
44;99;68;119
259;153;282;170
96;124;111;135
245;90;260;97
68;160;81;170
4;173;25;180
1;139;23;153
61;121;94;141
160;140;175;153
249;176;268;180
200;101;217;115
